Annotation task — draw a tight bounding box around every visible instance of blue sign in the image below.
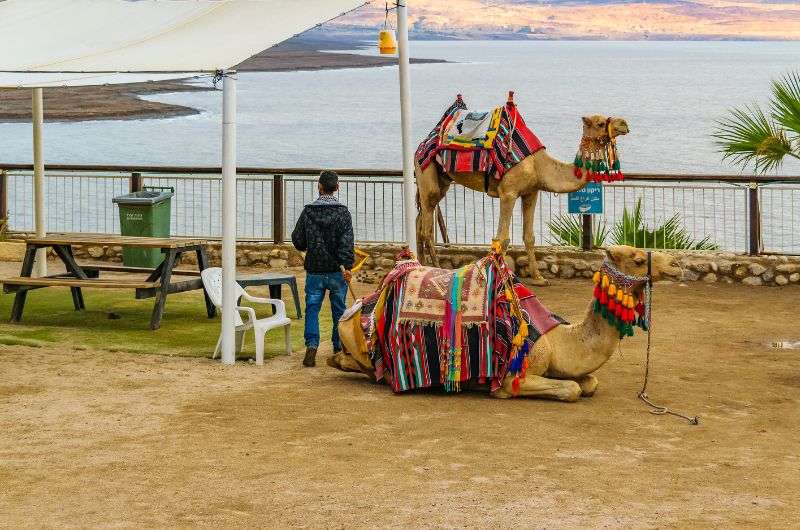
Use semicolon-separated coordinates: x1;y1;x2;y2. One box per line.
568;182;603;214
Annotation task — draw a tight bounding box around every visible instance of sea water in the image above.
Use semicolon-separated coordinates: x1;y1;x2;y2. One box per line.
2;40;800;174
1;41;799;251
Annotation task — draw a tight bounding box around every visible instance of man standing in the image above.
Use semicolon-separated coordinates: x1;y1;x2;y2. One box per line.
291;170;354;367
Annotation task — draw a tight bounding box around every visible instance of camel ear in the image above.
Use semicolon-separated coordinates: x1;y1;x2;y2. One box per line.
582;116;592;127
633;253;647;266
605;245;625;263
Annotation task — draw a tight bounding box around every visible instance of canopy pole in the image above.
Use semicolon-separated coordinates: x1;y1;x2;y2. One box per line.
220;71;237;365
32;88;47;277
396;1;416;254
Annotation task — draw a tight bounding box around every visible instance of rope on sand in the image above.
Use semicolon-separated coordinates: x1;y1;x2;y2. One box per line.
637;252;700;426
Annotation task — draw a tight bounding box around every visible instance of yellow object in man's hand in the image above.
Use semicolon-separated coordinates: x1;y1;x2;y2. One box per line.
351;248;370;273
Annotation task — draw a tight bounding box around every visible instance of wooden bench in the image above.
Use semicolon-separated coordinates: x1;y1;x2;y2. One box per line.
2;277;160;290
5;235;214;329
81;264;201;277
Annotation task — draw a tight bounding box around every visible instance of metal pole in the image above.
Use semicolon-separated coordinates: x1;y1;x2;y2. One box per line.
32;88;47;277
748;181;761;256
0;170;8;234
221;72;238;365
130;172;143;193
396;1;417;254
581;214;592;251
272;174;285;244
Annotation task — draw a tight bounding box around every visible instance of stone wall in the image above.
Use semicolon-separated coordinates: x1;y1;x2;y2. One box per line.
352;244;800;286
57;240;800;287
68;242;305;269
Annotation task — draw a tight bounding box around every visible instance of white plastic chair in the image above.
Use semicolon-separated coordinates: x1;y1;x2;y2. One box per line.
201;267;292;365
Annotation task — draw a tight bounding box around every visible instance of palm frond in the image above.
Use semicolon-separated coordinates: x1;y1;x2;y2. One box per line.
713;104;793;174
547;214;607;247
610;199;719;250
771;71;800;141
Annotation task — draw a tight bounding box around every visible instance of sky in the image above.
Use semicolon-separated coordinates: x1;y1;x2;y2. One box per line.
339;1;800;40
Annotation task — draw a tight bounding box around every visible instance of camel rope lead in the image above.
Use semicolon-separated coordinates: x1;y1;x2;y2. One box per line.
638;252;700;425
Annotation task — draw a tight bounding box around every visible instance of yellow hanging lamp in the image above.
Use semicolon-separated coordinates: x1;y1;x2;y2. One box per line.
378;2;397;55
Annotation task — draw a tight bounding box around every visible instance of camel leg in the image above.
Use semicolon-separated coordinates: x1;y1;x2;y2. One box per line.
494;192;518;254
327;352;375;379
493;374;582;402
414;163;446;266
521;192;548;286
416;202;438;266
575;374;598;397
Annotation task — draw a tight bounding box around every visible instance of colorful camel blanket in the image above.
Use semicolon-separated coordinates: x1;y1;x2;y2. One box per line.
441;108;502;149
415;96;546;182
364;257;565;394
398;264;488;326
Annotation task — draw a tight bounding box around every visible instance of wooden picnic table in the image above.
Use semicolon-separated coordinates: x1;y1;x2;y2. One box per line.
2;235;215;330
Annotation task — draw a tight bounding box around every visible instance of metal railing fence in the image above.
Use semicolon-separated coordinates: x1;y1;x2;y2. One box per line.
0;164;798;255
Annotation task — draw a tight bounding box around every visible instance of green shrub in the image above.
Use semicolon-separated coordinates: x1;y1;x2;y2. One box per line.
547;198;718;250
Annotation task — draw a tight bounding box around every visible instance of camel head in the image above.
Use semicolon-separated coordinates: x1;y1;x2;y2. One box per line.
605;245;682;283
582;115;630;142
333;300;375;377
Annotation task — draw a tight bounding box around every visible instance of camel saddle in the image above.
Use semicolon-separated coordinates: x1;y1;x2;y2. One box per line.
415;94;546;187
361;257;565;394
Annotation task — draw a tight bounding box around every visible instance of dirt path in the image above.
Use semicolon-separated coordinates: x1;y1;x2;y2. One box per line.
1;280;799;528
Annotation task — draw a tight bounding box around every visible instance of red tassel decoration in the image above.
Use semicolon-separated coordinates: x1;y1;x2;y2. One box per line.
574;166;582;179
594;285;601;299
600;290;608;304
512;376;520;396
522;356;529;378
635;302;645;315
608;299;616;312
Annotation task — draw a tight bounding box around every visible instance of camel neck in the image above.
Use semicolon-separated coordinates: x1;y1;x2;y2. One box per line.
571;295;623;375
533;149;587;194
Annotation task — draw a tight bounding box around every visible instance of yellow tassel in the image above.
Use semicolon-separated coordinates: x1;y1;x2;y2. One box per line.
592;271;601;284
519;321;529;338
608;284;617;297
616;289;624;302
512;335;524;348
601;275;609;289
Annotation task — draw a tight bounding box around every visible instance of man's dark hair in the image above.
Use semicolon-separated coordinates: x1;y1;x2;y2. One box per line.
319;170;339;194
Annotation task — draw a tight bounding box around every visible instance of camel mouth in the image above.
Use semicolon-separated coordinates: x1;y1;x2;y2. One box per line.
612;122;630;137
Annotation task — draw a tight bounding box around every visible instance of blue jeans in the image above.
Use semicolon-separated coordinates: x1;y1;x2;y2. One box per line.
304;272;348;350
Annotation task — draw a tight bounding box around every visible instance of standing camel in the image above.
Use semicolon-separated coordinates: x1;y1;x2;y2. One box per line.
416;105;630;285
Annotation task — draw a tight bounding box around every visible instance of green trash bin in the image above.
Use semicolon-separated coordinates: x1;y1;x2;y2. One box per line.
113;186;174;268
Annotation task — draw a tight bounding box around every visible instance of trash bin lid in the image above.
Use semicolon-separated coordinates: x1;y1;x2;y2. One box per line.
112;189;174;205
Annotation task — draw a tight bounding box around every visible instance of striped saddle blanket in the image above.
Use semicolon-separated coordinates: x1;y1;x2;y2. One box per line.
364;258;565;394
415;95;546;183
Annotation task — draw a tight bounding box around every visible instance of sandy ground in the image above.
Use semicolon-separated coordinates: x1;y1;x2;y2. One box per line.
1;277;799;528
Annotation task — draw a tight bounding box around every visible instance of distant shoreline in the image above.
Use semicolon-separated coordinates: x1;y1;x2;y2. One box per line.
0;37;447;123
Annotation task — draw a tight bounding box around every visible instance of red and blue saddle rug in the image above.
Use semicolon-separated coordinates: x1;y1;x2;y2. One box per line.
415;95;545;182
361;256;565;394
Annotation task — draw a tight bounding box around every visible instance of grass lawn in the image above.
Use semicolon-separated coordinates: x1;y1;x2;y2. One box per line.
0;286;333;359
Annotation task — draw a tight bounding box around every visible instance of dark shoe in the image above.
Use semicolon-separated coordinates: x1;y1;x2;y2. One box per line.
303;347;317;367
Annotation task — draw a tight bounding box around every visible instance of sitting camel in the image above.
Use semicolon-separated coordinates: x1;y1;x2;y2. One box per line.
328;245;680;401
416;100;629;286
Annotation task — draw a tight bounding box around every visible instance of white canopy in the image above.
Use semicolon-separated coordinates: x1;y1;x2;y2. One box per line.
0;0;365;86
0;0;418;369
